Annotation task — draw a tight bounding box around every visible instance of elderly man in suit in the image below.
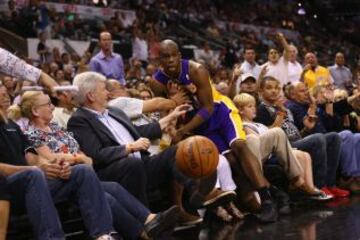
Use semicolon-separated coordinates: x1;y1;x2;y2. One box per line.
67;72;234;226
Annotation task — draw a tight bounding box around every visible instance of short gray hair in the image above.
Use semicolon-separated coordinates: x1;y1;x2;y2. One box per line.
72;71;106;105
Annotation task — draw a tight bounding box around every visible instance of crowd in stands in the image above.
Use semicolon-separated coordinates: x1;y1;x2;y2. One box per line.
0;0;360;239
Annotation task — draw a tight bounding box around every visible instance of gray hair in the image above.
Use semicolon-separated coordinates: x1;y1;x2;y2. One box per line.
72;71;106;105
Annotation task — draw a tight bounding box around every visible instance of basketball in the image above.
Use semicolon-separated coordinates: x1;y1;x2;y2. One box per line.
176;135;219;179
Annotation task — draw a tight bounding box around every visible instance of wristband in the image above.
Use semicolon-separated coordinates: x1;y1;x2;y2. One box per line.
197;108;212;120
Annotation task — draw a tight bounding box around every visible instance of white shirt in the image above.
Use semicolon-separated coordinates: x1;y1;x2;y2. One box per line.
243;121;269;135
84;107;141;159
240;60;261;80
132;37;148;62
52;107;76;129
261;56;288;86
0;48;41;83
108;97;144;119
195;49;218;66
287;60;303;84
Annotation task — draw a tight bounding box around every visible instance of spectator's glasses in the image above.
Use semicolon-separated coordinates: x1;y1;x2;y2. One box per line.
36;101;53;108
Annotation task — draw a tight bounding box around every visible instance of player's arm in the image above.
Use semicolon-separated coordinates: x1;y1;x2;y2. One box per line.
178;63;214;135
149;78;168;98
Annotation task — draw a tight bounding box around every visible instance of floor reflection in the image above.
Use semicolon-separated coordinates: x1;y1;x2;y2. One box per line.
173;196;360;240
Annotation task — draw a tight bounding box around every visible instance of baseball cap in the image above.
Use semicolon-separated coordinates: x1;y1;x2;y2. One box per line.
240;73;256;83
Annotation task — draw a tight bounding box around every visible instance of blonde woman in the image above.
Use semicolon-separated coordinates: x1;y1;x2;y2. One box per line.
233;93;331;200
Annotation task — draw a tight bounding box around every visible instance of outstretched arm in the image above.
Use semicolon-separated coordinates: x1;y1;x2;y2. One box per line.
276;32;291;61
0;48;58;91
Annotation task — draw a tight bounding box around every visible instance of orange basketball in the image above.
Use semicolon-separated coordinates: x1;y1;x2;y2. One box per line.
176;135;219;179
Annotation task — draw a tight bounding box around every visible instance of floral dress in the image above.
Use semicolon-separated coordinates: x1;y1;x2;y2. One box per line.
25;122;80;154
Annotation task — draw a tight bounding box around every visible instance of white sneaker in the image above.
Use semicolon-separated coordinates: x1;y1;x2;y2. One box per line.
96;234;115;240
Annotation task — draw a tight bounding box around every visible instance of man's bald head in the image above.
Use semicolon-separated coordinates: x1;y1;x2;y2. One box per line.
159;39;181;76
160;39;179;53
99;31;112;53
304;52;317;68
106;79;129;99
335;52;345;66
99;31;111;39
292;81;310;104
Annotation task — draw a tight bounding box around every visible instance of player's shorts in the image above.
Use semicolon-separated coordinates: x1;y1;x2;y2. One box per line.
195;102;246;154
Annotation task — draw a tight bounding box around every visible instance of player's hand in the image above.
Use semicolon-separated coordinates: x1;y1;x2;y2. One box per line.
172;128;187;144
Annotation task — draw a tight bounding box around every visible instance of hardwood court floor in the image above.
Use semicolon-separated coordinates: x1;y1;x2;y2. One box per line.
173;196;360;240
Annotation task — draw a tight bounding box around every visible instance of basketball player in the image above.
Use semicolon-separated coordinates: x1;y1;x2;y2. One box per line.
150;40;288;222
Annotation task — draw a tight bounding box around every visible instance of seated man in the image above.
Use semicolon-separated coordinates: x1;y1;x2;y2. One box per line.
67;72;232;226
287;82;360;192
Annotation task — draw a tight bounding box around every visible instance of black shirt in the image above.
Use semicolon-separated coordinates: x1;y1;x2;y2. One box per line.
0;120;34;166
255;102;302;142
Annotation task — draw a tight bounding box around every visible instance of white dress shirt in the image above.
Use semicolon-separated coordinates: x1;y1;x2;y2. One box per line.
84;107;142;159
240;60;261;80
287;60;303;84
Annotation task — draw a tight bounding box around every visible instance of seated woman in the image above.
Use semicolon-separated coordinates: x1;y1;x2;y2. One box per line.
0;176;9;240
10;91;179;240
234;93;331;200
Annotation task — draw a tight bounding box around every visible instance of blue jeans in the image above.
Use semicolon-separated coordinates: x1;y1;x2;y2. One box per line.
339;130;360;177
292;132;341;188
8;165;114;240
7;168;65;240
102;182;150;240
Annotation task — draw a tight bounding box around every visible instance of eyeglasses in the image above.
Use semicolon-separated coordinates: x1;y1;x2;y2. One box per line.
36;101;52;108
